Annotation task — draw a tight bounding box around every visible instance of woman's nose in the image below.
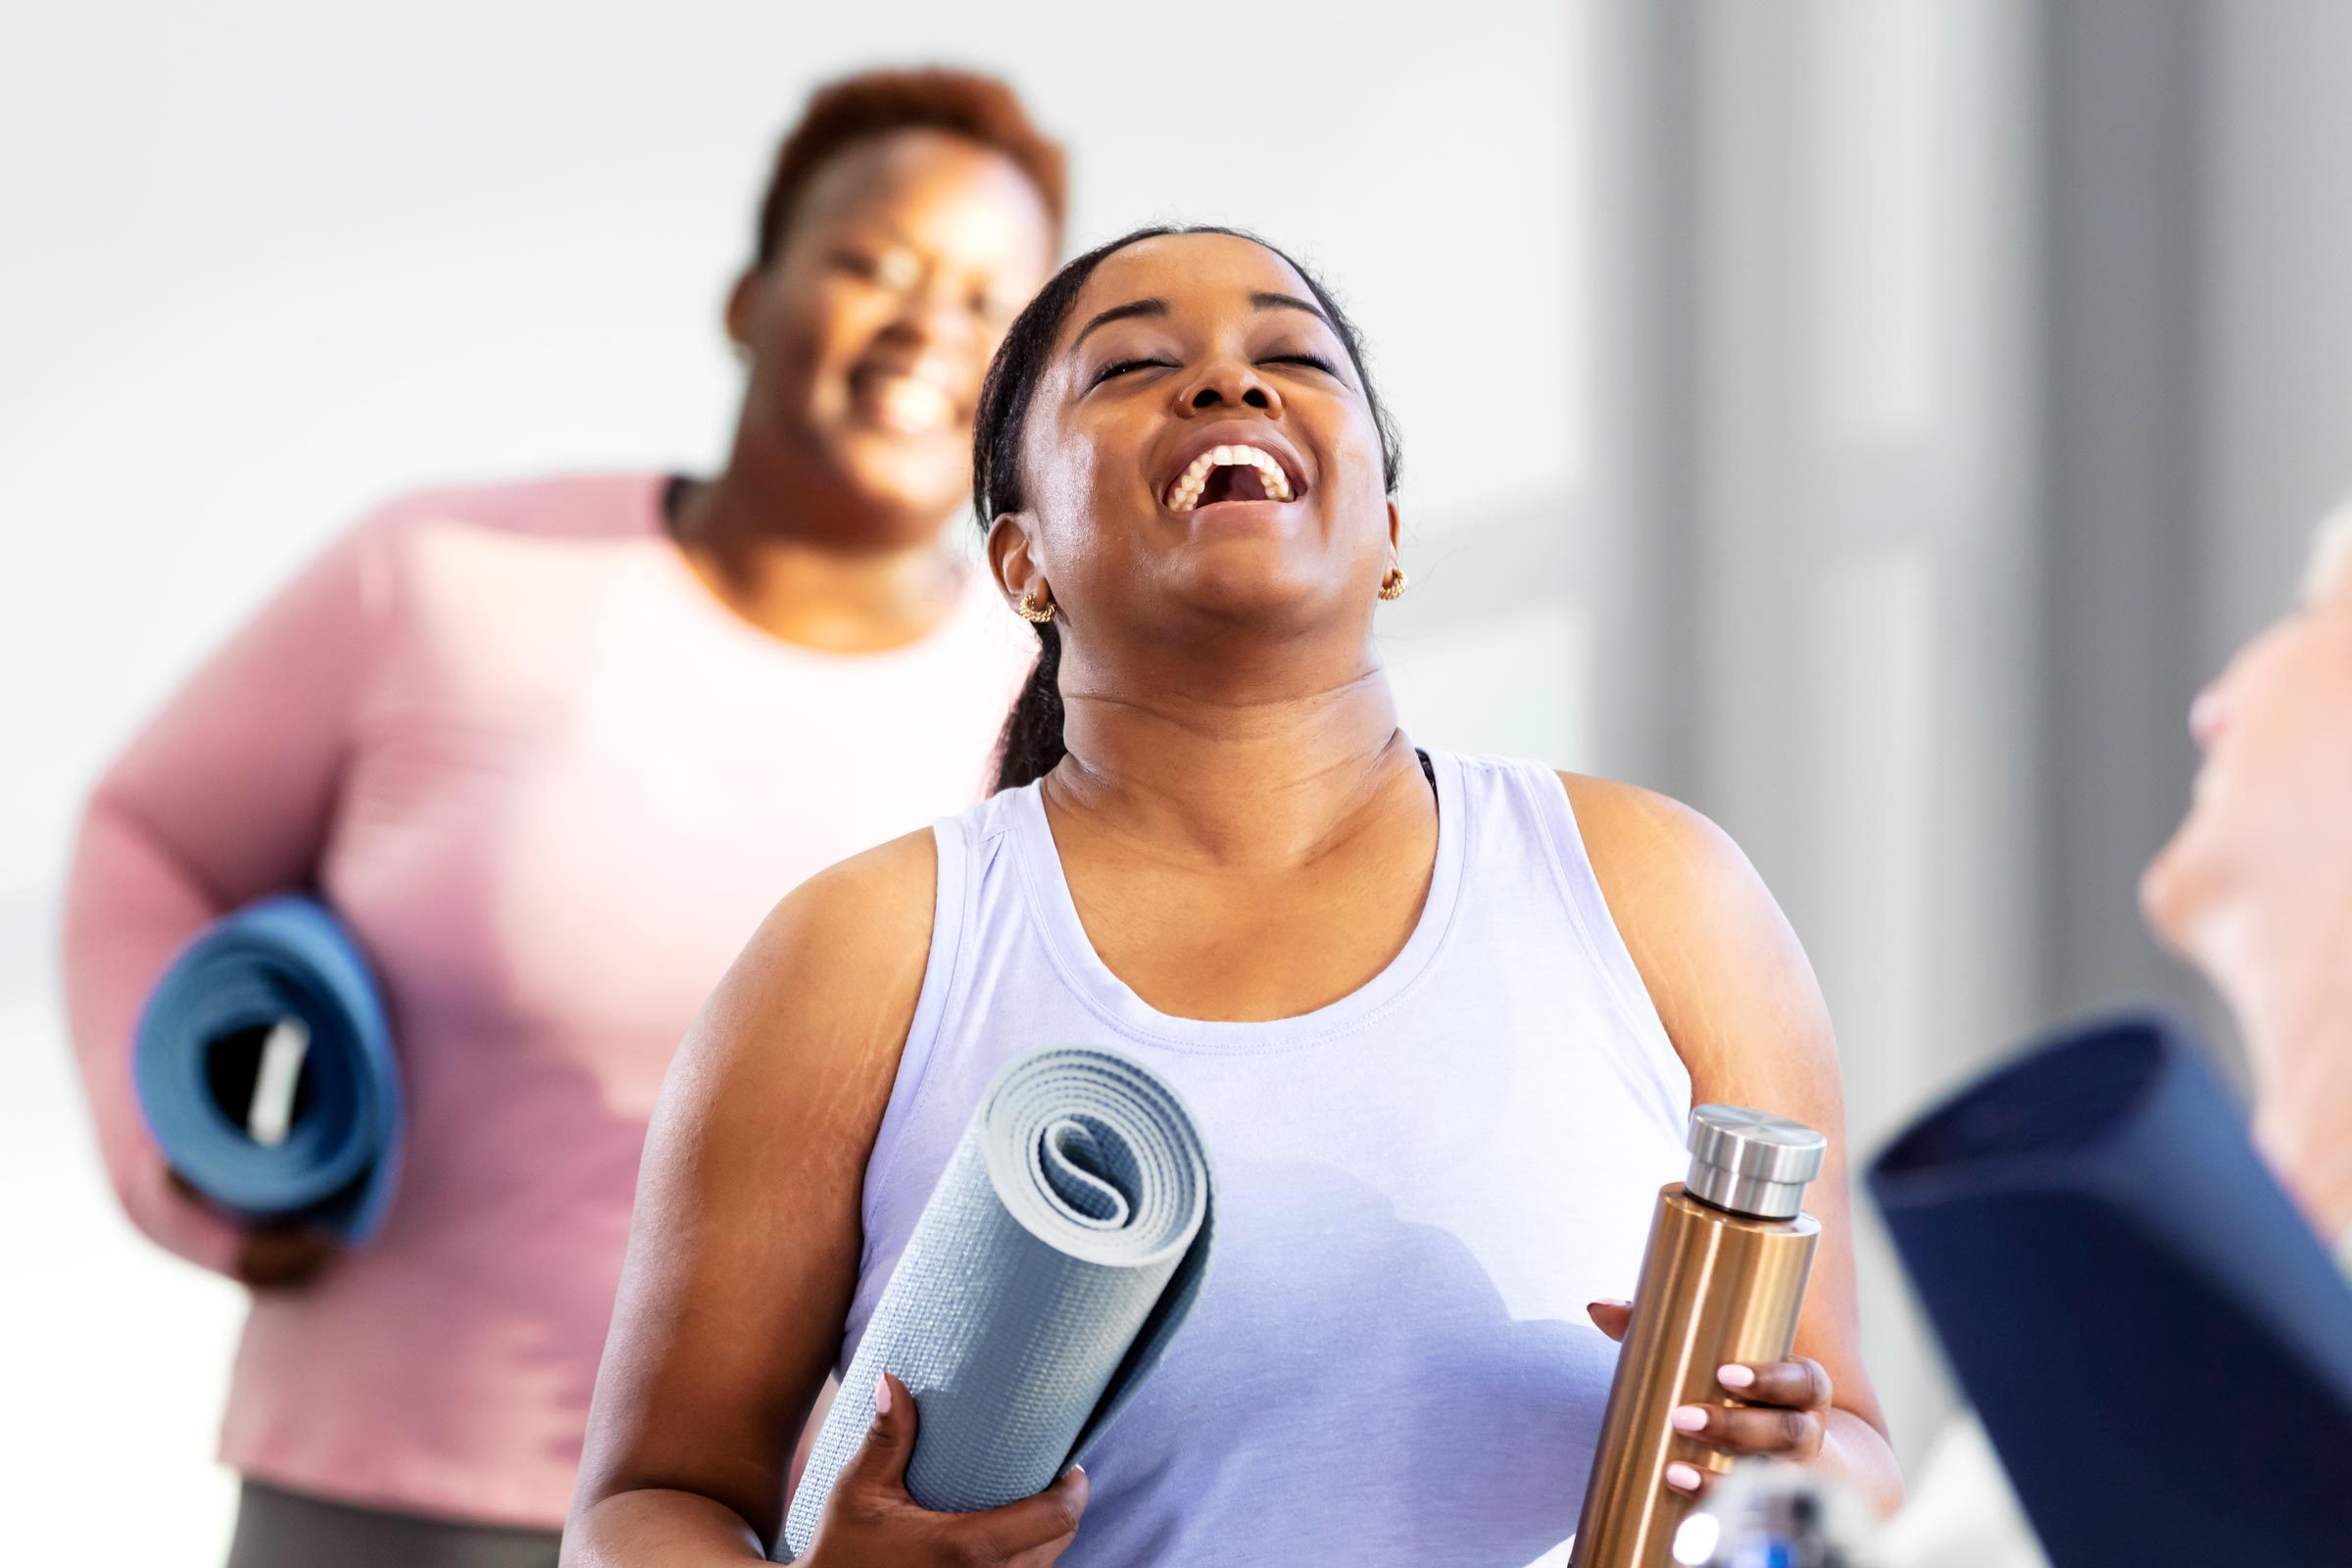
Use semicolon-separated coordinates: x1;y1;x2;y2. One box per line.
2188;682;2227;749
882;267;978;351
1177;359;1282;416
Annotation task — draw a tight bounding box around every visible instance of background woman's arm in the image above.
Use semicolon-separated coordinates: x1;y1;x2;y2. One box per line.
60;512;400;1277
1564;772;1904;1516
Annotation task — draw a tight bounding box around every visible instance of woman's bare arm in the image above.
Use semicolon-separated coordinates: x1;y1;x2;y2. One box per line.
1563;772;1904;1516
564;829;939;1563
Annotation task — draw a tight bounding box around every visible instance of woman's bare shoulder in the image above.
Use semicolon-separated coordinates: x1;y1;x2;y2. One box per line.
742;828;939;992
669;827;941;1116
1553;770;1749;906
1550;771;1829;1087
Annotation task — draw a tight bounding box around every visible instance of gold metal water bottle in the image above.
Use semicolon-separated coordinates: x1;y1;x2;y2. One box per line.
1568;1106;1827;1568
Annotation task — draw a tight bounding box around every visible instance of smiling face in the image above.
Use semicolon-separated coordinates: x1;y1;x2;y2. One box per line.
989;232;1399;654
2141;516;2352;969
728;127;1055;547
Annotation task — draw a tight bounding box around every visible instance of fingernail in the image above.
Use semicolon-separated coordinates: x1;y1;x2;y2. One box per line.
1594;1298;1633;1309
1665;1461;1702;1493
1717;1363;1755;1390
1669;1404;1708;1433
873;1373;892;1417
1066;1463;1087;1482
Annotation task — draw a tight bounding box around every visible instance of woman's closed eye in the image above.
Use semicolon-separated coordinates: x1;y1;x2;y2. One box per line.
832;247;924;293
974;286;1024;325
1092;357;1175;386
1093;352;1340;389
1261;352;1340;376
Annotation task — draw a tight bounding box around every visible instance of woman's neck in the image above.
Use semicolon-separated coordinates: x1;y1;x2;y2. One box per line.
669;467;963;653
1049;650;1425;869
2223;897;2352;1241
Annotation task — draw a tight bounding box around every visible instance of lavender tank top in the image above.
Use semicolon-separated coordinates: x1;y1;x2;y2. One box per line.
843;749;1692;1565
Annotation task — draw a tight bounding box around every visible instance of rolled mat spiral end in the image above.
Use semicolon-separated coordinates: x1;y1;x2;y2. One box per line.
780;1045;1215;1559
132;895;402;1246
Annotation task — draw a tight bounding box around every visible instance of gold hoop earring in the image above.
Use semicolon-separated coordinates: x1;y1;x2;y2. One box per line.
1378;567;1407;602
1014;590;1056;624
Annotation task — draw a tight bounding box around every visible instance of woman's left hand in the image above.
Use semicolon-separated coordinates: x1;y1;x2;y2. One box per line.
1587;1298;1835;1497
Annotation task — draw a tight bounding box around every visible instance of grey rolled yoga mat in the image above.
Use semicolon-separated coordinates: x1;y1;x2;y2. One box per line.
780;1045;1215;1560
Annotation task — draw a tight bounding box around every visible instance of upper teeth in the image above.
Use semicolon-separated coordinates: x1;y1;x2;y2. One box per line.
1165;444;1295;512
869;374;954;434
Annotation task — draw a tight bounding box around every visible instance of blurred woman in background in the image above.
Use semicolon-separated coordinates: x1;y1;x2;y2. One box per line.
567;226;1898;1566
2141;504;2352;1245
1883;506;2352;1568
61;67;1061;1568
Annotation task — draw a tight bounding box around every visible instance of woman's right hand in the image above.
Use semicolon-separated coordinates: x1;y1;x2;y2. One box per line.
802;1373;1090;1567
165;1166;338;1288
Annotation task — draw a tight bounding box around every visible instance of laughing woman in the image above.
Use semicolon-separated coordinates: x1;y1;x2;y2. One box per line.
567;227;1901;1566
62;70;1060;1568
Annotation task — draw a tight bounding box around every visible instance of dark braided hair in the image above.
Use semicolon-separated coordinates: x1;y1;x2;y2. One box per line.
972;225;1403;792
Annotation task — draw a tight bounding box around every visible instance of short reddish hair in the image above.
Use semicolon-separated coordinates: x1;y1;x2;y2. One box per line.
754;67;1068;268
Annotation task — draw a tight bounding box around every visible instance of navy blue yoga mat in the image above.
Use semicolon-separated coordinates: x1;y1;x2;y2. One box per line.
134;896;403;1245
1869;1013;2352;1566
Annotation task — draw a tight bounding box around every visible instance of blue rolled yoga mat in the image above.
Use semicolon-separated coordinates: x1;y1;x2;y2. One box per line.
134;895;403;1245
1869;1013;2352;1566
781;1045;1215;1560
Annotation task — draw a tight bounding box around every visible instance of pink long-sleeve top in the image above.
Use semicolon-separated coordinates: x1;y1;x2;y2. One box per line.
60;472;1036;1528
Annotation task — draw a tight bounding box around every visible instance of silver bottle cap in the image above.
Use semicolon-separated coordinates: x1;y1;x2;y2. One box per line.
1685;1104;1826;1220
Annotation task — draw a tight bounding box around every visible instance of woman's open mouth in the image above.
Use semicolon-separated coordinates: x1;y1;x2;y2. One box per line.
851;365;959;436
1162;443;1302;513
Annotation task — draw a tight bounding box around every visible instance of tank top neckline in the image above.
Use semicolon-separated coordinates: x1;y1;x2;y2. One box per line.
1002;745;1470;1054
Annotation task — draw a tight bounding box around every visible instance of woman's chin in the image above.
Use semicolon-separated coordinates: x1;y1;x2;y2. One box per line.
819;424;968;516
1157;553;1363;629
2138;818;2230;965
823;471;964;542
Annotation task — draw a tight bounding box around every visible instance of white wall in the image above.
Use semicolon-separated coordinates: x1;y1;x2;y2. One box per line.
2;3;1590;1561
2198;0;2352;672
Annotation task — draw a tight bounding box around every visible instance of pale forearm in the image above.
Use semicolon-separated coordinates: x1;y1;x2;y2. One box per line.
1820;1406;1904;1517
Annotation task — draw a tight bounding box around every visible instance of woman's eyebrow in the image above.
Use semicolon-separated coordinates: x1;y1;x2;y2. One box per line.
1072;299;1167;349
1070;290;1335;352
1251;290;1334;328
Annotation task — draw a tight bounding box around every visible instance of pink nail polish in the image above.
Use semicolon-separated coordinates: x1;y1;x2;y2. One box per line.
1665;1461;1702;1493
1669;1404;1708;1433
1717;1363;1755;1390
873;1373;892;1416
